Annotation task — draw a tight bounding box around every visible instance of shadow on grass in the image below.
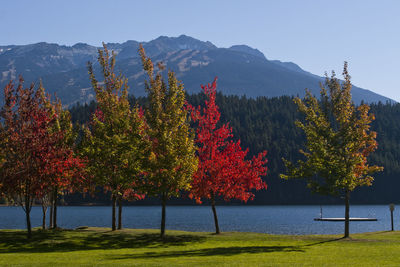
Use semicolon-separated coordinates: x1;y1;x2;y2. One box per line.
304;237;345;247
108;245;304;260
0;229;206;253
1;229;347;258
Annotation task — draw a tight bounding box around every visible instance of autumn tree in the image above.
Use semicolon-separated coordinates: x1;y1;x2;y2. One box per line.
189;78;268;234
82;44;147;231
1;79;55;237
281;63;383;238
0;78;84;238
139;45;198;238
0;123;5;166
0;123;6;195
37;88;86;230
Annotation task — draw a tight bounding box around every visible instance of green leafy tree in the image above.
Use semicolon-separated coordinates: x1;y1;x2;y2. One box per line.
281;63;383;238
82;44;147;231
139;45;198;238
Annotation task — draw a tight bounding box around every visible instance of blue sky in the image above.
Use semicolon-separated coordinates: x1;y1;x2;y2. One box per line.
1;0;399;101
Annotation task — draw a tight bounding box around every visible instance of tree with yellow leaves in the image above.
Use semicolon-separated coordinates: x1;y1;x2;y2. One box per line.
82;44;148;231
281;63;383;238
139;45;198;238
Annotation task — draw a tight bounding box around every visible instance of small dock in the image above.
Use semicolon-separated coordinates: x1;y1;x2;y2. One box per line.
314;217;377;222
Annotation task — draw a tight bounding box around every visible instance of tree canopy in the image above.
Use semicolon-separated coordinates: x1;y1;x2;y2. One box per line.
281;63;383;237
81;44;148;230
139;44;198;237
0;78;84;237
189;78;268;233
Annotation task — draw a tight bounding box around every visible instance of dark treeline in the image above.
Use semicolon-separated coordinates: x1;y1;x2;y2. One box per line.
67;94;400;205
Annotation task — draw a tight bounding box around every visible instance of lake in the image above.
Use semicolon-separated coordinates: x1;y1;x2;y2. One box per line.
0;205;398;235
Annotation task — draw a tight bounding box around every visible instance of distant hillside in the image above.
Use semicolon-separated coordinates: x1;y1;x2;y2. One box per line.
0;35;393;105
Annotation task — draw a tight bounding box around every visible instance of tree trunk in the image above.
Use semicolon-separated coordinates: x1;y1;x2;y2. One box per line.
25;197;32;239
211;193;220;234
118;196;122;230
41;204;47;230
344;189;350;238
160;193;167;238
111;194;116;231
49;192;54;229
53;188;58;229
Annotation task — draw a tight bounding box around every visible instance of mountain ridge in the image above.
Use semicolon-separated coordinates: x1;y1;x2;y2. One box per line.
0;35;393;106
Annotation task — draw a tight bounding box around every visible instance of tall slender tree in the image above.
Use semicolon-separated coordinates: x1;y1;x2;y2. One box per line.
139;44;198;238
281;63;383;238
1;79;55;238
0;124;5;171
82;44;147;231
189;78;268;234
37;88;86;230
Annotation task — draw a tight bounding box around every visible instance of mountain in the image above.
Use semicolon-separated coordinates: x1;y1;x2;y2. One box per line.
228;45;266;59
0;35;393;106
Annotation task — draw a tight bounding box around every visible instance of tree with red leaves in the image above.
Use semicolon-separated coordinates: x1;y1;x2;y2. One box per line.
36;85;87;230
0;78;85;238
189;78;268;234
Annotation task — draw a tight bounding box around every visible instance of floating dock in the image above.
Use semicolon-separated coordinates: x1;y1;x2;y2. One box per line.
314;217;377;222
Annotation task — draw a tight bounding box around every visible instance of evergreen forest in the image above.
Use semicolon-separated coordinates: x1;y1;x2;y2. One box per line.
67;94;400;205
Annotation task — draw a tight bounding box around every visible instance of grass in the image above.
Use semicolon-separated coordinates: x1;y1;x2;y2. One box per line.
0;228;399;266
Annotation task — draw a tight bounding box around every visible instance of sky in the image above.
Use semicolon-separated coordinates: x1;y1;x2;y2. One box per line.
1;0;399;101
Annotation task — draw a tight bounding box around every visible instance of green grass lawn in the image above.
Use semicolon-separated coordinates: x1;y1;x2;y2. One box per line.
0;227;399;266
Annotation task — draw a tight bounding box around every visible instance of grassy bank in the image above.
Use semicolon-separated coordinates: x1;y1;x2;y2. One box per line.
0;228;399;266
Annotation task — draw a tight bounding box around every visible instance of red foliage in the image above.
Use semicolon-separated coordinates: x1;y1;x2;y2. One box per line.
188;78;268;204
1;78;86;202
122;187;146;201
93;108;105;123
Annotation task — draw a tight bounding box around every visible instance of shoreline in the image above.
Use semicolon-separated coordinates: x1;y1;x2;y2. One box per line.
1;203;398;207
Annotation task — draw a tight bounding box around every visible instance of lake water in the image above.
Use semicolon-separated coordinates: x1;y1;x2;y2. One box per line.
0;205;398;235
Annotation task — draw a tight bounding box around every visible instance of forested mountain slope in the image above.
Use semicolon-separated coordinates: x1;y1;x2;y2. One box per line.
66;94;400;205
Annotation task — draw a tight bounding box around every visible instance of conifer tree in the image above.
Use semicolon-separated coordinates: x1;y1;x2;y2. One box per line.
281;63;383;238
82;44;147;231
139;44;198;238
